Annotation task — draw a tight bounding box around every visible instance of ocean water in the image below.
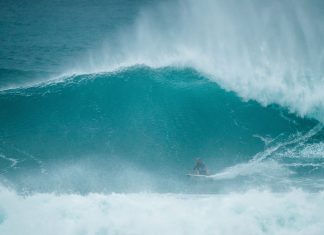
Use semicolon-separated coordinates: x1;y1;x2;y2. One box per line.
1;0;324;234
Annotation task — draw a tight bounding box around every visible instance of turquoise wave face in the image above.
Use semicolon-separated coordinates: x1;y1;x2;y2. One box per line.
0;66;322;193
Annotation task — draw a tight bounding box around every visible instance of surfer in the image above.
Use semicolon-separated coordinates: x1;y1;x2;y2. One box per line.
193;158;208;175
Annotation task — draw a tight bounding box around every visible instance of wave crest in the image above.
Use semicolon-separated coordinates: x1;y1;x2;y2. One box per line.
71;0;324;122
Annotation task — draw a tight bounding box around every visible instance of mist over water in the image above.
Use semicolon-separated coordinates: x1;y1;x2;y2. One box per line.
75;0;324;122
0;67;322;193
1;0;324;234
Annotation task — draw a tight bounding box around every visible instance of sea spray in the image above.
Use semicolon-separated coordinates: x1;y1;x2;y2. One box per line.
0;185;324;235
71;0;324;122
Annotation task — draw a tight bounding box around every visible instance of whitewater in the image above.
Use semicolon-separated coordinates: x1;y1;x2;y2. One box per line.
0;0;324;234
1;187;324;235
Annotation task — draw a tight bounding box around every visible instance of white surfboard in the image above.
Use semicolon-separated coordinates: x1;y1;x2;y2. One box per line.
186;173;211;178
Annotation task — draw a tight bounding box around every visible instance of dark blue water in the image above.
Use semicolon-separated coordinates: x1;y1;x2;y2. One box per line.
0;0;157;72
0;1;324;234
0;66;322;193
0;0;323;192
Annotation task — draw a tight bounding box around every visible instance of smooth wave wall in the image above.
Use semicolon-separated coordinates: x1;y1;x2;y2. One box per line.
2;1;324;234
0;67;321;193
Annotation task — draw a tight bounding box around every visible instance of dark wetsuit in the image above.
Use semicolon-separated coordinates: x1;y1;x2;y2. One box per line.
193;161;207;175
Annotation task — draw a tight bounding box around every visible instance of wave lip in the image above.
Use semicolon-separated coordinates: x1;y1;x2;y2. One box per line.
69;0;324;123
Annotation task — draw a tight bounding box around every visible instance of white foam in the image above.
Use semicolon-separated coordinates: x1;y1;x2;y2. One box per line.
0;154;18;175
209;160;292;181
252;124;323;162
297;143;324;159
70;0;324;123
2;1;323;122
0;185;323;235
210;124;323;182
